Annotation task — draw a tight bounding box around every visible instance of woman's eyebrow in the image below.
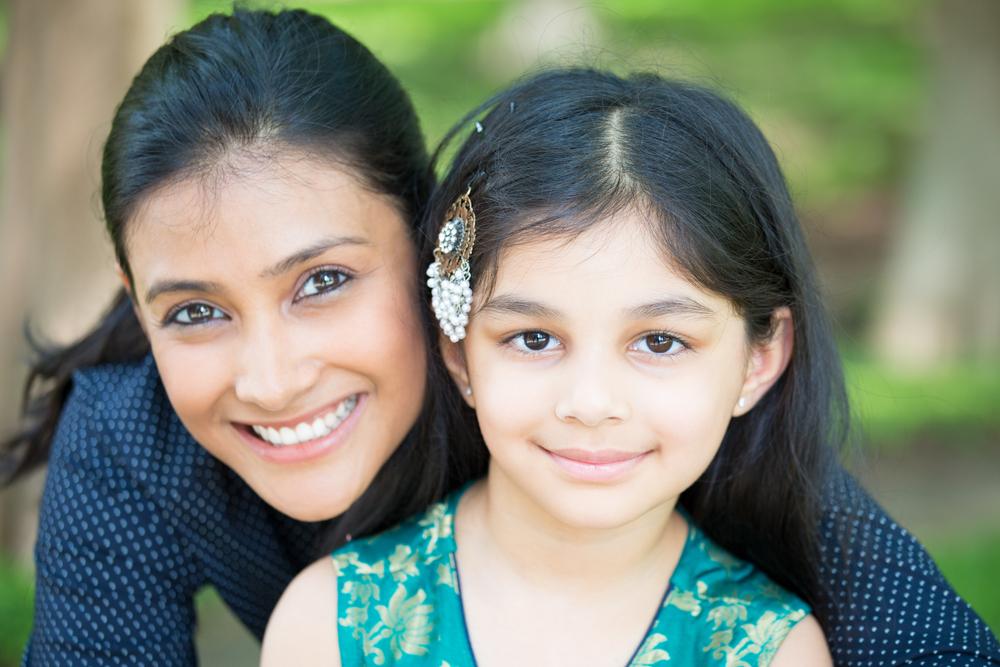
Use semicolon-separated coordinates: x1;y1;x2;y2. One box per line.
259;235;370;278
144;235;371;304
145;279;223;304
627;297;716;320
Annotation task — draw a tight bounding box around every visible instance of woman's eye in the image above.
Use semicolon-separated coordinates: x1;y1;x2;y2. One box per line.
296;269;349;300
169;303;226;326
632;333;686;356
510;331;558;353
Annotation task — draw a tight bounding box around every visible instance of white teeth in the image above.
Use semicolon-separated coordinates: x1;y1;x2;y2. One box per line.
295;422;314;442
251;395;358;447
312;418;330;437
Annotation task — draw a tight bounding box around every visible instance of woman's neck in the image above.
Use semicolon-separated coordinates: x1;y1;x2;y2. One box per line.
457;463;687;594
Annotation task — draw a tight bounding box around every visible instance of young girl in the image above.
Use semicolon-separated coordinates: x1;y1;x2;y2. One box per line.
263;69;839;665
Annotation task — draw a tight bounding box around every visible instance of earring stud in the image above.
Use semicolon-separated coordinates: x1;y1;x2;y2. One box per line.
738;397;746;409
464;386;473;397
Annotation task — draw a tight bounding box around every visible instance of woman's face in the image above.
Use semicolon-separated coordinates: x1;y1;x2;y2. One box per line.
126;155;427;521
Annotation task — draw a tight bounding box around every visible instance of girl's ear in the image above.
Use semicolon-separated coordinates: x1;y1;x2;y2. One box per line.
440;334;475;408
734;307;793;416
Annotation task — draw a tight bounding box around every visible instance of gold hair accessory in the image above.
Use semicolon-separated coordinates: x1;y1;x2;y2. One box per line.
427;187;477;342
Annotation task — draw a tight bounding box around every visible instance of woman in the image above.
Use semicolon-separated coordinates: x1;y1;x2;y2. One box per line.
3;8;483;664
3;7;997;667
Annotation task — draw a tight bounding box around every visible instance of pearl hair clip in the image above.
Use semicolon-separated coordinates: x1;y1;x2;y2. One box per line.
427;186;476;342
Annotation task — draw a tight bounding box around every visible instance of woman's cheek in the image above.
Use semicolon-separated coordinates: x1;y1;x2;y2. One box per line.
150;338;234;453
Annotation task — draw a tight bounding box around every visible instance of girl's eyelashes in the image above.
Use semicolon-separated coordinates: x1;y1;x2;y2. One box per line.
163;302;228;327
629;332;689;357
294;266;351;302
500;330;689;357
504;330;562;354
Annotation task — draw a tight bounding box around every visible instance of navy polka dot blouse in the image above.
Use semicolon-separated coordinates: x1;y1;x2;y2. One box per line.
22;357;1000;665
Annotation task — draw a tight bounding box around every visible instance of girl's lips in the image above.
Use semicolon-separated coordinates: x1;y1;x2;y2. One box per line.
544;447;651;482
234;393;367;464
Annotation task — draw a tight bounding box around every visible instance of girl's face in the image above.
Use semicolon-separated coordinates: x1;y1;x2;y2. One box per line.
126;155;426;521
446;210;790;530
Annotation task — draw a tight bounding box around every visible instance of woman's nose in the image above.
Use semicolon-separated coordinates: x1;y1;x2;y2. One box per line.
233;319;319;412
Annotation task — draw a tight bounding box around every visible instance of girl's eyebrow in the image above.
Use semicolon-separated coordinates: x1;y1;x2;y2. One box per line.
627;297;716;320
479;294;716;321
479;295;561;319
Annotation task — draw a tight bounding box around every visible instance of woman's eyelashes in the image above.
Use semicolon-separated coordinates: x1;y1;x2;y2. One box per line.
293;266;351;302
163;302;228;327
161;267;353;328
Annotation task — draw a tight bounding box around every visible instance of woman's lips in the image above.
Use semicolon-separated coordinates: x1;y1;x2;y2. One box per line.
234;393;367;464
544;447;651;482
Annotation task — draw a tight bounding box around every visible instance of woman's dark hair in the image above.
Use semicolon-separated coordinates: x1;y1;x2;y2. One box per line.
3;9;478;546
423;68;849;627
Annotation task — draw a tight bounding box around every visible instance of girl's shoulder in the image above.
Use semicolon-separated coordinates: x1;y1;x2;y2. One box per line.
331;492;458;583
325;493;465;665
642;517;820;666
262;556;342;667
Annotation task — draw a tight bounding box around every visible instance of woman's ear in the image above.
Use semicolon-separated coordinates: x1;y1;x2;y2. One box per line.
116;264;147;336
734;306;794;416
440;334;475;408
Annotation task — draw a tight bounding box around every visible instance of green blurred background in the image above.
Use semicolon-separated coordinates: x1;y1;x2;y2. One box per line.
0;0;997;663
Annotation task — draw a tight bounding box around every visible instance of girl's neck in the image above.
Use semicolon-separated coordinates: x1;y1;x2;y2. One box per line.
457;464;687;593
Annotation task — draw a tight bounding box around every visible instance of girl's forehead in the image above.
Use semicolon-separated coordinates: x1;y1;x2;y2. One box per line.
487;211;732;316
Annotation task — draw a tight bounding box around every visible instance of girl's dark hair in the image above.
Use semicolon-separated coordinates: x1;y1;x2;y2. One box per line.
424;68;849;626
3;9;472;545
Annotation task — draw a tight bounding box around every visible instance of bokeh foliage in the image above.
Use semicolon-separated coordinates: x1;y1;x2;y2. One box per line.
0;2;995;664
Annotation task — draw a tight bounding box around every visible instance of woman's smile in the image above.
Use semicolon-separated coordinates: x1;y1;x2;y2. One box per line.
244;393;361;447
234;393;366;464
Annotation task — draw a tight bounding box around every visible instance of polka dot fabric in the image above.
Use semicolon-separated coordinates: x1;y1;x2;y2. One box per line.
819;472;999;665
22;357;1000;665
23;356;327;665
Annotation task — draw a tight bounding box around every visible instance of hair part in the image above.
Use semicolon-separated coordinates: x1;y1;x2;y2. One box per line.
424;67;850;627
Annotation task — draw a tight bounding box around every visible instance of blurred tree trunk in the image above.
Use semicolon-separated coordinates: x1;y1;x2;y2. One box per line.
872;0;1000;370
0;0;183;565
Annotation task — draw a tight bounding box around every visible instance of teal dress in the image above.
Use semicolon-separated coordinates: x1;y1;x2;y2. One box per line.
332;490;810;666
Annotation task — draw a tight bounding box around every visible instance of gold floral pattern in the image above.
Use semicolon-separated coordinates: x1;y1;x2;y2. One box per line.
333;494;810;666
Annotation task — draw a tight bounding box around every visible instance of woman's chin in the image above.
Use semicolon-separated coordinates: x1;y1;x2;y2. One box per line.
261;484;356;523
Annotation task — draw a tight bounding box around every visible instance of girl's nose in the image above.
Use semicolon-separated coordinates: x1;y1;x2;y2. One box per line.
554;357;630;426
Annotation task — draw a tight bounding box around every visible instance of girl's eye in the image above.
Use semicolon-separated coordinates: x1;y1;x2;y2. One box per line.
631;333;686;356
296;269;349;300
168;303;227;326
509;331;559;353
